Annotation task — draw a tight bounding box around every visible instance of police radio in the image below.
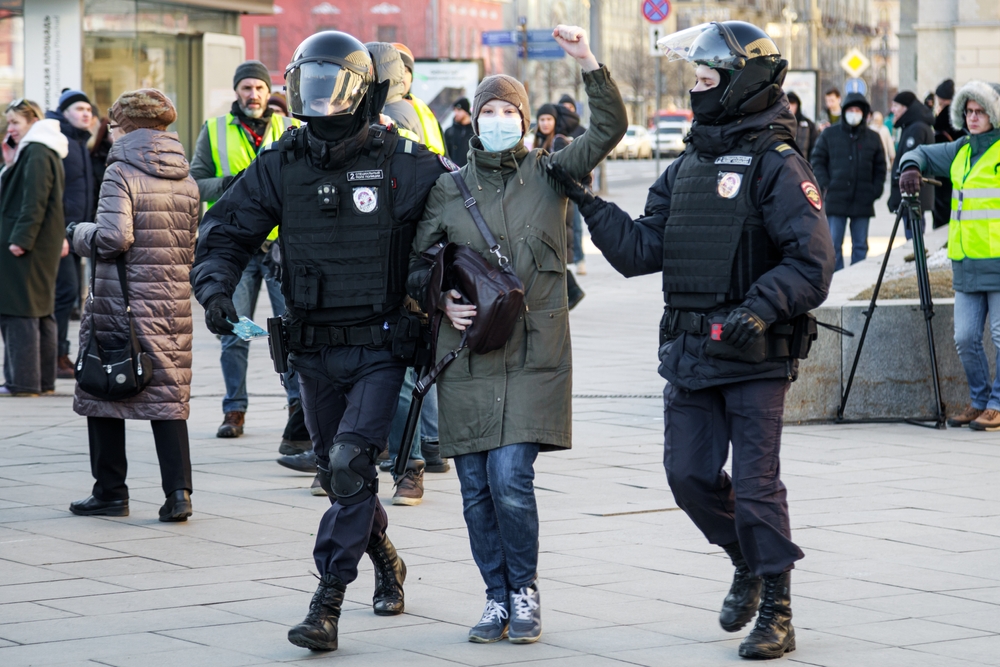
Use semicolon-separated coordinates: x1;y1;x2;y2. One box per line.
266;317;289;377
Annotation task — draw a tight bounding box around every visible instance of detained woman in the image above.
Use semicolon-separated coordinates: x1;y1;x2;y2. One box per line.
407;25;626;645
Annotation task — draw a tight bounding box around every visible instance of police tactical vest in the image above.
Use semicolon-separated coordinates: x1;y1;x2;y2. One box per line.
662;132;783;310
278;125;412;322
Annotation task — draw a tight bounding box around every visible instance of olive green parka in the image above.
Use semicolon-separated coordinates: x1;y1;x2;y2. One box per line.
409;65;626;458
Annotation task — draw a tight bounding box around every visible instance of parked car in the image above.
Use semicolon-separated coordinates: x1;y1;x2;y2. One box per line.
612;124;653;159
654;121;691;157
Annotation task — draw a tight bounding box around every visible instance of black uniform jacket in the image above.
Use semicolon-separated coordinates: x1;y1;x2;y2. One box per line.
191;124;447;328
580;100;835;390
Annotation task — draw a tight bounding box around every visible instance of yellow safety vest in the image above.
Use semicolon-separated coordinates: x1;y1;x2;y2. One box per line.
408;96;445;155
948;138;1000;261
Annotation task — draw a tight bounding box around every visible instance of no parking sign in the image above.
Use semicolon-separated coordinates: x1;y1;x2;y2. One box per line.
642;0;670;23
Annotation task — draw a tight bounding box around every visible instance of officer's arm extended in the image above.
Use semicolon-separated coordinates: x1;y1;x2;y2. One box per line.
191;150;284;306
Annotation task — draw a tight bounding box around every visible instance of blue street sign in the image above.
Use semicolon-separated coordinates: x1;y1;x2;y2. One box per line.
518;43;565;60
481;30;519;47
642;0;670;23
526;29;557;43
845;77;868;95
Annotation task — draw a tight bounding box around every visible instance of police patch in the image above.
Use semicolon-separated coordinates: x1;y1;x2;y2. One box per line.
717;172;743;199
906;137;915;148
347;170;383;181
438;154;459;172
715;155;753;166
352;186;378;213
801;181;822;210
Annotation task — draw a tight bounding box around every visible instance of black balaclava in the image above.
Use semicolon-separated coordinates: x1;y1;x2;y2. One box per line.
690;69;732;125
307;109;368;142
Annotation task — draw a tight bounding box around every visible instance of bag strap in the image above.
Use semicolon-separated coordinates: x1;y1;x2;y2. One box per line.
449;170;512;269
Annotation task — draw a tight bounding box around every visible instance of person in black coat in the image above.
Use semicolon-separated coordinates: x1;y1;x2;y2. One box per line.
443;97;475;166
931;79;963;229
46;89;95;377
786;92;820;159
810;92;886;270
888;91;936;238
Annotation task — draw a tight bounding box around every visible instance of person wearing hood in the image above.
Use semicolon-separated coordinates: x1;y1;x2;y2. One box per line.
899;81;1000;432
785;92;819;159
64;89;199;521
444;97;475;166
548;21;834;660
810;92;886;270
407;24;626;645
932;79;964;230
888;91;936;238
365;42;423;142
393;42;446;155
0;99;67;397
47;89;96;379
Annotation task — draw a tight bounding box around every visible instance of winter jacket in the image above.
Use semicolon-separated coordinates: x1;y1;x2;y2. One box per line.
444;121;475;166
366;42;423;141
190;102;279;205
889;101;936;212
407;65;627;457
46;109;94;226
0;119;67;318
901;81;1000;293
793;114;820;159
71;129;200;421
578;96;835;391
90;118;113;206
810;94;886;217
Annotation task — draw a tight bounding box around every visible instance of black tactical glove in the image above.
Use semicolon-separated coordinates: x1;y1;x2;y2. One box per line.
720;307;767;352
546;162;596;209
899;167;922;196
65;222;79;245
204;293;238;336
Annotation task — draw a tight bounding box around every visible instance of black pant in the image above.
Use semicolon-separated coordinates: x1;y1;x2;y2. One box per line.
0;314;57;393
88;417;192;501
663;378;803;577
290;345;405;584
55;252;81;357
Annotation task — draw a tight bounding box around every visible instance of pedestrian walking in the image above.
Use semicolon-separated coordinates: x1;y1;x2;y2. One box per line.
66;89;199;521
889;90;936;238
785;92;819;159
444;97;475;166
810;92;886;270
190;59;305;453
191;31;449;652
899;81;1000;431
824;87;842;125
0;99;66;397
408;24;626;645
549;21;834;660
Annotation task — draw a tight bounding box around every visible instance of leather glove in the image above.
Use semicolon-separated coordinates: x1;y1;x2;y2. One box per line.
720;307;767;352
546;162;595;208
65;222;78;246
204;293;238;336
899;167;922;196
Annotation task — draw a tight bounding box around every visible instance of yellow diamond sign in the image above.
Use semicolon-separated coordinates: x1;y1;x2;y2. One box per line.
840;48;870;78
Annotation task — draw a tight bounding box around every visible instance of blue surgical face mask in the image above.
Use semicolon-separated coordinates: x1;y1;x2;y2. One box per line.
477;116;523;152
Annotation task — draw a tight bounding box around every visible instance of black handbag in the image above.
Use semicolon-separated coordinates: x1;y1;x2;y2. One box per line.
75;244;153;401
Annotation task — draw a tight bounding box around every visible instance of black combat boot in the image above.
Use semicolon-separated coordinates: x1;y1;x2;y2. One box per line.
739;571;795;659
366;532;406;615
287;574;346;651
720;541;763;632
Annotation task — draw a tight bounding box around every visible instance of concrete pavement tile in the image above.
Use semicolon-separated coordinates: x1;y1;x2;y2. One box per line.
160;619;357;662
544;624;691;653
95;646;273;667
144;517;312;547
0;505;82;524
3;516;172;545
41;581;296;615
822;617;990;647
600;641;744;666
0;632;198;665
904;634;1000;665
0;601;78;624
0;578;130;605
44;556;186;580
930;607;1000;634
823;522;1000;553
0;533;127;565
787;646;991;667
0;558;76;585
94;535;286;568
284;648;462;667
794;577;917;602
403;638;582;666
790;597;908;629
942;586;1000;605
844;591;1000;617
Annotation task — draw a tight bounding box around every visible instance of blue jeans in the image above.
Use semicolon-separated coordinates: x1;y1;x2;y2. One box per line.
953;290;1000;411
385;368;439;461
454;443;540;603
220;251;299;412
571;204;585;263
827;215;870;271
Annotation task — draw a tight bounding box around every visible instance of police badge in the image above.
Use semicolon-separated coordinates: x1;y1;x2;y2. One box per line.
717;172;743;199
352;186;378;214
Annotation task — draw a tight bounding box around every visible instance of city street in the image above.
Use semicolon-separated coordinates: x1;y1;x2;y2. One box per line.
1;160;999;666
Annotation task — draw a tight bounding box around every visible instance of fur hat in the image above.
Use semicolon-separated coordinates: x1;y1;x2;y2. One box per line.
110;89;177;133
472;74;530;135
950;80;1000;131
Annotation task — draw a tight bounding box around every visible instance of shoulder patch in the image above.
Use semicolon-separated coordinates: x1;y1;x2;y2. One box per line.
772;142;796;158
437;154;459;172
800;181;823;210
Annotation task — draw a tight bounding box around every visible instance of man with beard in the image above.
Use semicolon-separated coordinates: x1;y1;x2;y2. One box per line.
190;60;307;457
547;21;834;660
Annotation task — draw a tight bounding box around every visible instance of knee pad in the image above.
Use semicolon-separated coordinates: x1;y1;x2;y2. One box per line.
327;433;379;505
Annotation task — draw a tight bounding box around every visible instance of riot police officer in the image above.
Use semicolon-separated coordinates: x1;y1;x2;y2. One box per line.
548;22;834;660
190;31;450;651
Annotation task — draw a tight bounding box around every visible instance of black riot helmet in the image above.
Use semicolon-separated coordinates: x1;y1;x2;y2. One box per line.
659;21;788;119
285;31;387;121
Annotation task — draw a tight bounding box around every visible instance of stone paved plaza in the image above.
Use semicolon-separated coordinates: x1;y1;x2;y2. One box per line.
2;164;1000;666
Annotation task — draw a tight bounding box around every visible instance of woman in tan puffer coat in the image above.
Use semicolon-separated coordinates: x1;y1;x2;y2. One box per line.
66;89;200;522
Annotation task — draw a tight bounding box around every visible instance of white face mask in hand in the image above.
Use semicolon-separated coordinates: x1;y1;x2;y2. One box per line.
845;110;864;127
477;116;523;152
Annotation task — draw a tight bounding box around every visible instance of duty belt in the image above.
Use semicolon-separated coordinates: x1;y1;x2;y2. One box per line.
665;309;794;338
287;322;391;347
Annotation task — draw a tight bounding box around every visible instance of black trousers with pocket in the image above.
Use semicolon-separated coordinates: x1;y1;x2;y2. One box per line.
88;417;192;501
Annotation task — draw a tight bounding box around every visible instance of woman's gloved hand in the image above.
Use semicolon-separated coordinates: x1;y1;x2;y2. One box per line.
204;294;238;335
899;168;923;196
546;162;595;208
721;307;767;351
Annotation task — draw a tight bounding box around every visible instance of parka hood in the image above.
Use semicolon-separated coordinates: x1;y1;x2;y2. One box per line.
107;128;190;180
840;93;871;120
894;100;934;130
17;118;69;161
365;42;406;103
951;80;1000;132
687;93;796;157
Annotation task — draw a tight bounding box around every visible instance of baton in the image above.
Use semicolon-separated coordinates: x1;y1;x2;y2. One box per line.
393;367;427;479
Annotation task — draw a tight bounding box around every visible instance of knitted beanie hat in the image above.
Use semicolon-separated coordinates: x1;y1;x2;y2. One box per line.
58;88;91;113
893;91;917;108
472;74;530;135
935;79;955;101
233;60;272;91
110;89;177;133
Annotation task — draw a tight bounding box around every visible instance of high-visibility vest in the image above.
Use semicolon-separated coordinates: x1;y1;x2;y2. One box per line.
948;138;1000;261
408;95;445;155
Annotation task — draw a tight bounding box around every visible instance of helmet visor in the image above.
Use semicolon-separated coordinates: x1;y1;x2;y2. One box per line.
657;23;744;69
287;61;370;117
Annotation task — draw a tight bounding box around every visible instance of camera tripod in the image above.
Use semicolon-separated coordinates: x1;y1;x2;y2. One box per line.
837;180;947;429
